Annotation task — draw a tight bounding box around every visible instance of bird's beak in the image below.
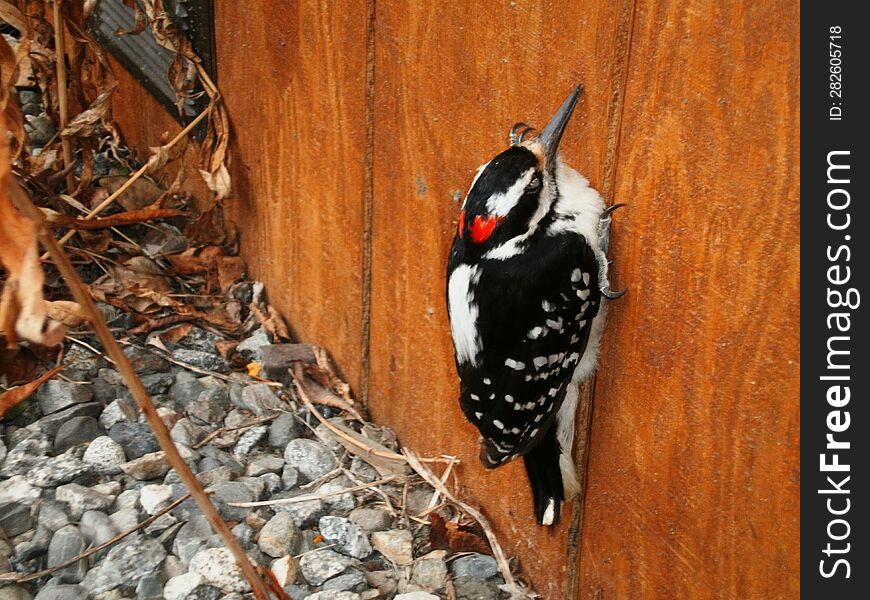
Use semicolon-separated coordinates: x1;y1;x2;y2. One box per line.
538;84;583;165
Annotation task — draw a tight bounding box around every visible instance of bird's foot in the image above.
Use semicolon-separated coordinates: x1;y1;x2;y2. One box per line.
596;204;626;299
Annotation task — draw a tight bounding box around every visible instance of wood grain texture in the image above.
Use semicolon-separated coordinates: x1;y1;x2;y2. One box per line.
368;2;621;597
577;1;800;598
215;1;369;393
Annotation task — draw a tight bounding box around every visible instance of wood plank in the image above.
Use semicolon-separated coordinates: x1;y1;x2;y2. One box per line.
368;2;621;597
578;1;800;598
215;1;369;393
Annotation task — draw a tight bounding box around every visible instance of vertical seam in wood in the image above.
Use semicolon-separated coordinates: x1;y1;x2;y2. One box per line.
566;1;637;598
360;0;376;409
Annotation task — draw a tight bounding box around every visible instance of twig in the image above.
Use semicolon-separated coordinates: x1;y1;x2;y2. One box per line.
51;0;75;194
404;450;527;599
227;476;398;508
0;493;191;582
192;413;281;449
7;181;272;600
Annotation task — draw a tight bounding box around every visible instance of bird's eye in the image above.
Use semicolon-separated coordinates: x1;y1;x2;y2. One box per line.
527;177;542;193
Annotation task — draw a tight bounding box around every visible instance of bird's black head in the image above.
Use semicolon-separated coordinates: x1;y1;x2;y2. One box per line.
454;85;583;256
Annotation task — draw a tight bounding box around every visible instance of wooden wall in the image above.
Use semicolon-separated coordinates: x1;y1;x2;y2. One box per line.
111;1;800;597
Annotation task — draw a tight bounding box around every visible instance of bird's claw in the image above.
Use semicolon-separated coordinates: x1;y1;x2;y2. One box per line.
596;203;626;300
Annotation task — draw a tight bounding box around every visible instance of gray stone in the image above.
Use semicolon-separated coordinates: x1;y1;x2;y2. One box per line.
34;584;87;600
314;420;344;453
299;548;353;586
170;418;207;446
173;348;229;373
205;481;253;521
29;403;103;438
371;529;413;565
36;380;93;415
25;451;90;488
188;547;250;593
259;472;281;495
257;512;302;557
452;577;499;600
318;477;356;514
349;456;379;483
123;346;169;375
348;507;392;533
240;384;285;416
109;507;139;532
0;585;33;600
236;328;272;361
163;572;222;600
14;524;51;561
283;439;335;483
47;525;87;583
169;373;205;408
197;446;244;475
411;550;448;591
120;451;170;480
135;570;166;600
80;511;118;548
1;431;50;477
319;516;372;559
109;422;159;459
53;417;103;453
232;425;268;460
176;327;223;353
81;536;166;595
0;439;5;467
56;483;113;519
37;500;71;531
237;475;268;501
25;113;56;146
196;465;235;487
449;553;498;580
0;475;41;506
307;592;361;600
99;400;134;430
139;484;173;515
271;492;324;528
281;465;300;489
394;593;439;600
322;571;368;593
0;502;33;536
245;454;284;476
187;388;230;424
172;514;212;565
268;412;298;448
138;372;175;396
114;489;140;511
82;436;127;475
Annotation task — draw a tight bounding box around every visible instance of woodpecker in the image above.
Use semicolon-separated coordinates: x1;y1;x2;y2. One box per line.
446;85;623;526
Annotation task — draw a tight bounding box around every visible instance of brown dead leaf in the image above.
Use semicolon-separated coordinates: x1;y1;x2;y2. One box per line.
250;304;290;342
429;513;492;555
60;85;117;138
215;339;237;360
99;176;164;210
45;206;188;230
186;208;226;246
158;322;193;344
166;252;209;276
0;363;65;418
217;256;245;290
45;300;87;327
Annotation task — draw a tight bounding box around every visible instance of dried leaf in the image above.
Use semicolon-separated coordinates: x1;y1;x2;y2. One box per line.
0;364;65;418
198;163;231;200
217;256;245;290
60;86;117;138
429;513;492;555
99;176;164;210
250;304;290;342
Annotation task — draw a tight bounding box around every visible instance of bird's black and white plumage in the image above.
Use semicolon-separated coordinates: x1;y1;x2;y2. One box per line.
446;85;622;526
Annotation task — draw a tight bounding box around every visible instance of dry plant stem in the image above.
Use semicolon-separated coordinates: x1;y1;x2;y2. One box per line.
0;492;191;583
51;0;75;194
49;106;211;253
228;476;398;508
405;449;524;599
7;183;272;600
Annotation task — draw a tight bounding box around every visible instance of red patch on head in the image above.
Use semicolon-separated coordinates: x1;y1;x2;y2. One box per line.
470;214;505;244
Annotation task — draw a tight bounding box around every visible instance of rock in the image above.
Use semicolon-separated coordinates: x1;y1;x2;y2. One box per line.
365;570;397;597
196;465;235;487
0;475;41;506
188;547;250;593
299;548;353;586
14;524;51;561
34;584;87;600
56;483;113;519
452;577;500;600
371;529;413;565
281;465;300;489
271;493;324;528
187;388;230;424
245;454;284;476
318;477;356;513
99;400;134;430
109;422;159;459
25;451;90;488
236;328;272;361
0;502;33;536
240;384;285;416
172;348;229;373
169;373;205;408
114;489;140;511
29;403;103;438
138;372;175;396
394;593;439;600
270;554;297;587
135;570;166;600
82;436;127;475
257;512;302;557
1;431;50;477
205;481;253;521
307;592;361;600
109;507;140;532
268;412;298;448
36;380;93;415
319;516;372;559
123;346;169;375
79;511;118;548
173;515;212;565
349;456;379;483
53;417;102;454
232;425;268;460
85;536;165;594
449;553;499;580
348;507;392;533
0;585;33;600
37;500;71;531
283;439;335;483
47;525;87;583
411;550;448;591
139;484;174;515
163;572;222;600
170;418;207;447
322;571;368;593
120;451;170;480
